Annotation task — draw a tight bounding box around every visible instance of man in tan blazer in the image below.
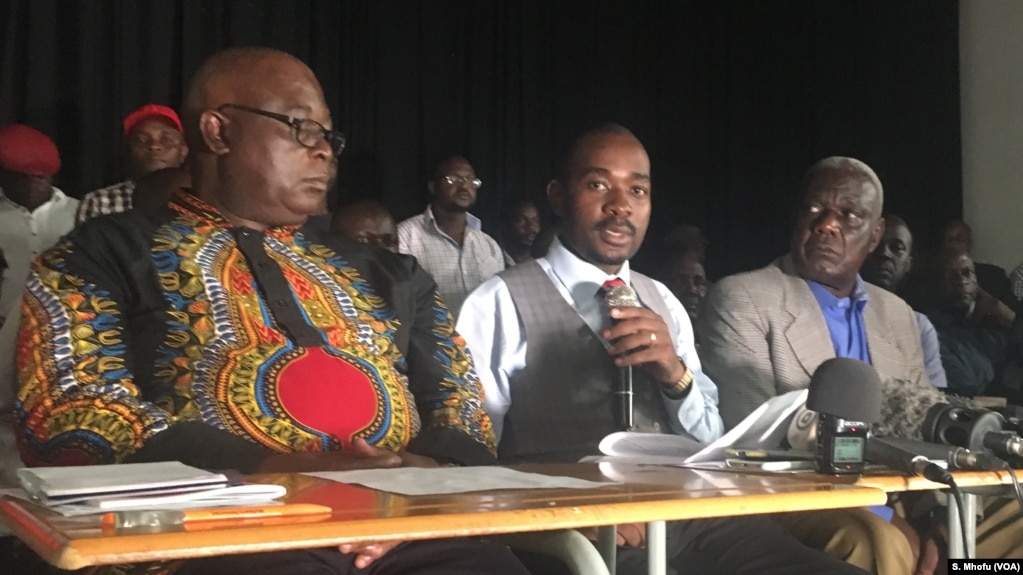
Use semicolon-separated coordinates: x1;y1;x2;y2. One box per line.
699;157;937;575
701;255;940;437
699;158;945;436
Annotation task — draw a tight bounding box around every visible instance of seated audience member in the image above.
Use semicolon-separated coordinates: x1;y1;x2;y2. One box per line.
76;104;188;224
397;156;504;317
330;199;399;253
658;249;708;328
14;46;527;575
940;219;1015;308
499;198;541;265
861;215;947;388
699;157;1023;572
699;157;928;574
700;159;935;431
458;125;868;575
924;247;1023;401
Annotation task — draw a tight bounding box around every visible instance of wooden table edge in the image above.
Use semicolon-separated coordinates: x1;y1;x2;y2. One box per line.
36;485;886;569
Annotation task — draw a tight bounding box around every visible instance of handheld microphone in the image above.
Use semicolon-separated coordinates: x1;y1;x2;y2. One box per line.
865;437;954;484
806;358;882;474
605;284;640;431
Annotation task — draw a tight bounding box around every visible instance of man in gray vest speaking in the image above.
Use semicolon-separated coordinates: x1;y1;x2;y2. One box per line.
456;124;867;575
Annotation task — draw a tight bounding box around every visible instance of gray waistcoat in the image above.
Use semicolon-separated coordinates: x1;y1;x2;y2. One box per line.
498;260;677;463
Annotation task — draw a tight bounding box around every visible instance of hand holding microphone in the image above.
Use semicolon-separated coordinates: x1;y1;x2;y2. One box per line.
602;284;688;431
601;287;686;385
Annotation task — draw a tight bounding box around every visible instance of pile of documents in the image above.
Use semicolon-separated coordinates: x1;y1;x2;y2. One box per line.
11;461;285;516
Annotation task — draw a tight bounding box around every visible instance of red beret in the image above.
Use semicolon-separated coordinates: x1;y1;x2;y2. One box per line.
0;124;61;177
123;104;183;136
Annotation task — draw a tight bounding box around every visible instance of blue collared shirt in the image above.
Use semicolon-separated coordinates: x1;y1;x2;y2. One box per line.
806;277;871;363
807;277;894;520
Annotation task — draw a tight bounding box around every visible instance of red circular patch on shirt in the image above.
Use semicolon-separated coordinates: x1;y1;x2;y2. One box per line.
276;347;380;445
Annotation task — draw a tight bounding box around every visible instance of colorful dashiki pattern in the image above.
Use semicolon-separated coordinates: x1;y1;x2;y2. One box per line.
15;193;493;466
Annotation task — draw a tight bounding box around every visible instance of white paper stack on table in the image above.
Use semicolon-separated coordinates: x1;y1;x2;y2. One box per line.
8;461;286;516
586;388;810;466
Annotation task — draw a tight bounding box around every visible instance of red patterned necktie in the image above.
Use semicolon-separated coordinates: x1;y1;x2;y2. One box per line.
600;277;626;293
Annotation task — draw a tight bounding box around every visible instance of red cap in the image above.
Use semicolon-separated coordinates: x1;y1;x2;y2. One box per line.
0;124;61;177
123;104;183;136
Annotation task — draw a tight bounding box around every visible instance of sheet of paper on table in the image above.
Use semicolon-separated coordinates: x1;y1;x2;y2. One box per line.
584;388;809;466
303;466;615;495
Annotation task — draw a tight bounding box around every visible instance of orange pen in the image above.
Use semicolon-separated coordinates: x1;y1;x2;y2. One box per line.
101;503;333;529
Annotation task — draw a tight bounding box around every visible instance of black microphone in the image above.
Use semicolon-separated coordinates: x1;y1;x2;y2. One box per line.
865;437;954;484
869;436;1006;471
605;284;640;431
983;432;1023;458
923;404;1022;460
806;358;882;474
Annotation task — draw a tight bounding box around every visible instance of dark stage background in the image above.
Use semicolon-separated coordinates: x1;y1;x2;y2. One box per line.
0;0;961;277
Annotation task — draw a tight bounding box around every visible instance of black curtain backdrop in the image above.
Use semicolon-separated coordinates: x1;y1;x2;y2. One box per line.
0;0;961;277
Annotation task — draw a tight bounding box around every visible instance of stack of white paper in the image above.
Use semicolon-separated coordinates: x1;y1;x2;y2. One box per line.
18;462;230;505
13;461;286;516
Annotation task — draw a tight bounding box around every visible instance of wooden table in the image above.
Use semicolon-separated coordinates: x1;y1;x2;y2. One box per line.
732;465;1019;560
0;462;887;571
858;467;1017;559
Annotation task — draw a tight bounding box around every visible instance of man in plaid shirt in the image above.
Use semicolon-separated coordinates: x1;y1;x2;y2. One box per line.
76;104;189;224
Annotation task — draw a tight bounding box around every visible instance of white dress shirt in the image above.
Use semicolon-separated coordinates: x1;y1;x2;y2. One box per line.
457;237;723;444
0;187;79;318
0;186;79;408
398;206;505;317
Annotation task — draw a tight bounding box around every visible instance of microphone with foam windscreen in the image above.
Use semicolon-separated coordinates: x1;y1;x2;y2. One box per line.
605;283;640;431
806;358;882;474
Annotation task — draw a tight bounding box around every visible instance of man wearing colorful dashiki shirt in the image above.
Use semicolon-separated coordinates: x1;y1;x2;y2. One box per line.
13;47;528;575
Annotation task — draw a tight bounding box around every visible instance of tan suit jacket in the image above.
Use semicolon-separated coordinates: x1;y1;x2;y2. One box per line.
698;255;946;439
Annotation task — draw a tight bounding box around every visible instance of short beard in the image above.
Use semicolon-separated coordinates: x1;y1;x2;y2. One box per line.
436;200;470;214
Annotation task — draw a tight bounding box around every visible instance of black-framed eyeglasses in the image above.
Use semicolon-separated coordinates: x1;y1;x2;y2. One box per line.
217;103;346;156
443;174;482;189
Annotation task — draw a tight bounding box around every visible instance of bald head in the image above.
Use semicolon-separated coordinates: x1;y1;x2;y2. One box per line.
183;47;335;230
183;47;320;151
